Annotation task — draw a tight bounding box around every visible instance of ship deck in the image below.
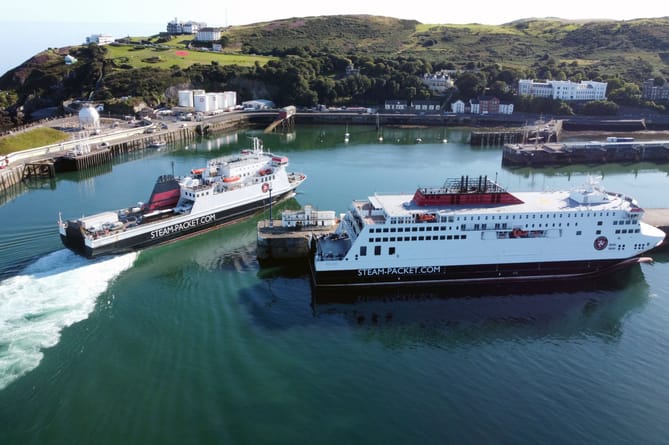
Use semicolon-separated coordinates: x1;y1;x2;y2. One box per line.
357;190;629;224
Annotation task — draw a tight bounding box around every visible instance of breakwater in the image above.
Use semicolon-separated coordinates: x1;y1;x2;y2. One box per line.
502;140;669;167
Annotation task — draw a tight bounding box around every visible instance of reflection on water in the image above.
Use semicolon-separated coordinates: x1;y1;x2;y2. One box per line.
247;262;651;346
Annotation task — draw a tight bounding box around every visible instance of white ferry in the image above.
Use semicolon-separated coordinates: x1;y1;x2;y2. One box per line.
59;138;306;258
310;175;665;289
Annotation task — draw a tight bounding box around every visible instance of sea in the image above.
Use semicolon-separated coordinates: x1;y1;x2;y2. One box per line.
1;125;669;445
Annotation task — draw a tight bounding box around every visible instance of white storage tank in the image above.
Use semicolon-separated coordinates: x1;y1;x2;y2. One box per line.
194;93;210;113
206;92;218;112
177;90;193;107
216;93;225;110
224;91;237;110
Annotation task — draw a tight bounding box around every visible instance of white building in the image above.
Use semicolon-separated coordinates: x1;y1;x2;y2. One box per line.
167;18;206;34
518;79;607;101
421;71;454;94
196;28;222;42
85;34;114;45
499;103;514;114
451;100;466;114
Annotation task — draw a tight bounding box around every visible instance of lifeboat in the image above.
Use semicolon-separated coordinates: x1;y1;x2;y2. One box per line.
258;168;273;176
417;213;436;222
223;176;241;183
191;168;205;175
511;228;528;238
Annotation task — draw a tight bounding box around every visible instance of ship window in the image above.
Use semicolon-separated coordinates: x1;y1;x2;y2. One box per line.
616;229;621;234
597;221;603;226
360;246;367;256
412;227;418;232
397;228;403;232
404;236;410;241
440;235;445;240
368;238;373;243
462;235;467;240
389;247;395;255
613;221;618;225
419;227;425;232
374;246;381;255
418;236;424;241
596;230;601;235
426;227;432;231
390;228;396;232
576;231;582;235
390;237;396;242
411;236;417;241
383;237;388;242
447;235;453;240
383;228;389;233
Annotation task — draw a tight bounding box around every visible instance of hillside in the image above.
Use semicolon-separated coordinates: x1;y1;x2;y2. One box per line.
1;15;669;126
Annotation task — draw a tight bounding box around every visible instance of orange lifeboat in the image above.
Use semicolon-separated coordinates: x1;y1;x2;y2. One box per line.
191;168;205;175
223;176;241;183
417;213;436;222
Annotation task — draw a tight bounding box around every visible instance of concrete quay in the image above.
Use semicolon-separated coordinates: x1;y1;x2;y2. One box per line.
256;219;336;264
502;140;669;167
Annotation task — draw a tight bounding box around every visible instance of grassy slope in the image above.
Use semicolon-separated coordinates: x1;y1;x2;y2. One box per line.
0;127;69;155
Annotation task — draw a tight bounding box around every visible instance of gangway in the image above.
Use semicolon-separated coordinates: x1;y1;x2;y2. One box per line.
264;119;285;133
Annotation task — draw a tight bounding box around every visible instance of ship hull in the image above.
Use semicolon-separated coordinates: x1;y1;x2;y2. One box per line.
310;256;644;290
61;190;294;258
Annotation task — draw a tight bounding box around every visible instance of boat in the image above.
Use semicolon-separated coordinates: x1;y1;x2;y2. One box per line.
310;175;665;290
58;137;307;258
148;139;167;148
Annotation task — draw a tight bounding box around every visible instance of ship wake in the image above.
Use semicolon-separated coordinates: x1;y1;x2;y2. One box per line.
0;249;137;390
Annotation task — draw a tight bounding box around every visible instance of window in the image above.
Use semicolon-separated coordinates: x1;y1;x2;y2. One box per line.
389;247;395;255
374;246;381;256
360;246;367;256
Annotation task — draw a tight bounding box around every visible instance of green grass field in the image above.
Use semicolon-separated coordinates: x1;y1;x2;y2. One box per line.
0;127;70;155
105;43;275;69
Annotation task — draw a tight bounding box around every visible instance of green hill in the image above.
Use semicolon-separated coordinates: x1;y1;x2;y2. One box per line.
1;15;669;127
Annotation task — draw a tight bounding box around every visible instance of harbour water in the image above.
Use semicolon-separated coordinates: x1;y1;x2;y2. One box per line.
1;125;669;444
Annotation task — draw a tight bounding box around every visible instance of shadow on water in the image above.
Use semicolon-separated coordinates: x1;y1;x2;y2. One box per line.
244;262;652;345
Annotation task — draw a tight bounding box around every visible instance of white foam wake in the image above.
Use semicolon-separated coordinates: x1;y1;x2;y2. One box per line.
0;249;137;390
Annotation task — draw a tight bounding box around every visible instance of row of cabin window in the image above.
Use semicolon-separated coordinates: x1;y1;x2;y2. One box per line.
368;234;468;244
386;212;637;225
186;191;210;198
360;235;468;256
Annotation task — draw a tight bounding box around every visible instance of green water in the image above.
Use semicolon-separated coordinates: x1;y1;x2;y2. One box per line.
1;125;669;444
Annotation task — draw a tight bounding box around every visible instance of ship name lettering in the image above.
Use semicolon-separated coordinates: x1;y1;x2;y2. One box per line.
357;266;441;277
150;214;216;239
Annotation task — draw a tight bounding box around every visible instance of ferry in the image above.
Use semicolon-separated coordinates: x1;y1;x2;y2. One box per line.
310;175;665;290
59;137;307;258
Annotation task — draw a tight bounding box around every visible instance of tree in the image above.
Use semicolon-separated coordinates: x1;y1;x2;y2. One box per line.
455;71;487;100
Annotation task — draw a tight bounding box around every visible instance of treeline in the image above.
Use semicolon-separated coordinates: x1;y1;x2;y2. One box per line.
2;42;668;130
99;47;664;116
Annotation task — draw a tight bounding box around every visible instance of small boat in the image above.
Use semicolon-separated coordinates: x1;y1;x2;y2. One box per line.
148;140;167;148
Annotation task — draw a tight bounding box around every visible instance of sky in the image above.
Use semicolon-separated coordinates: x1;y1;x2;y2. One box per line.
1;1;668;75
4;0;668;27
